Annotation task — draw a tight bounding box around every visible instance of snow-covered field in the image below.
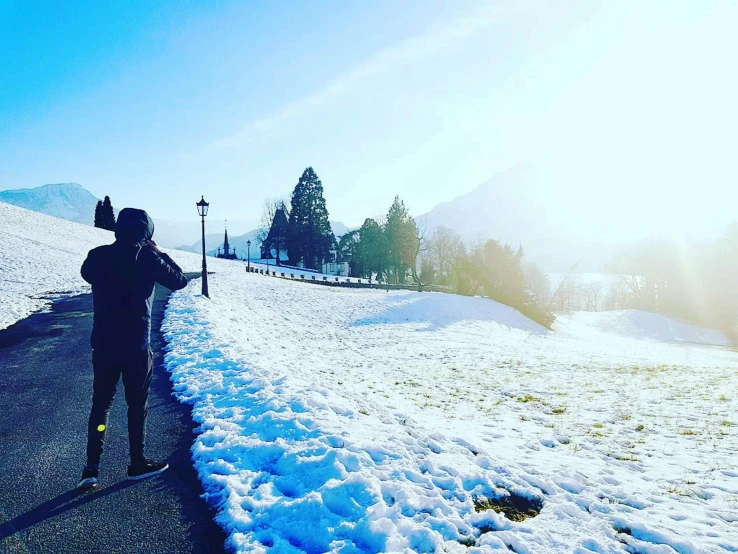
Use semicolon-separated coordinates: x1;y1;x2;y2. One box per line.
163;263;738;553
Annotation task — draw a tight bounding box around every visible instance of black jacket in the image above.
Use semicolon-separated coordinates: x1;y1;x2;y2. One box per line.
81;208;188;352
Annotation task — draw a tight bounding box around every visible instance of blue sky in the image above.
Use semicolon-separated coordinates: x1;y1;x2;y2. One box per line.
1;1;736;232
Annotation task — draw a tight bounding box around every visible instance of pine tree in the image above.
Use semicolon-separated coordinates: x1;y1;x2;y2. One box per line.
384;196;417;284
102;196;116;231
286;167;332;269
94;200;104;228
357;218;386;280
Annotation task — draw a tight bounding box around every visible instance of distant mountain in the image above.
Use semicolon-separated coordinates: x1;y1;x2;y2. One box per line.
330;221;352;237
0;183;99;225
0;182;258;248
418;163;546;244
152;219;255;249
177;228;261;259
415;163;617;272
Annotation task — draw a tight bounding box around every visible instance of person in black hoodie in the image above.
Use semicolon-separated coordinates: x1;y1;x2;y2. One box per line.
77;208;188;490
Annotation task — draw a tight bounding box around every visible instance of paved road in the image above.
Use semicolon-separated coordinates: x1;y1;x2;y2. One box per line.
0;284;227;554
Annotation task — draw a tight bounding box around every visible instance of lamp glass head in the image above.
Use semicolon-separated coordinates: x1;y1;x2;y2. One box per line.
196;196;209;217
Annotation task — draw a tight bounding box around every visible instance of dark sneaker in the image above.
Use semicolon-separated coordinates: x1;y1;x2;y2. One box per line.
127;458;169;480
77;465;99;491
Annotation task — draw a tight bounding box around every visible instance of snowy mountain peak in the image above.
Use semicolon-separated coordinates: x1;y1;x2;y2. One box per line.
0;182;100;226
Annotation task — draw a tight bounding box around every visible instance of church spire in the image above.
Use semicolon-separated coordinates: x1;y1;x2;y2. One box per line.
216;220;237;259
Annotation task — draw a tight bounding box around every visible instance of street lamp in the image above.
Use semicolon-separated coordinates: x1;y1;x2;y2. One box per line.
246;240;251;272
196;196;210;298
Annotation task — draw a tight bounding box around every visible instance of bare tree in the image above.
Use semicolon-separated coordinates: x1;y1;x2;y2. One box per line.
410;218;427;290
551;274;582;312
257;197;289;244
427;226;460;286
583;281;605;311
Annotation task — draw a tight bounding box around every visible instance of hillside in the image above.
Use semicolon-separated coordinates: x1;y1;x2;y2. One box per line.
0;200;220;330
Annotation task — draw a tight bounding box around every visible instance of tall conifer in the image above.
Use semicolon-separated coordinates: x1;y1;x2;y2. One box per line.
94;200;104;228
286;167;332;269
102;196;116;231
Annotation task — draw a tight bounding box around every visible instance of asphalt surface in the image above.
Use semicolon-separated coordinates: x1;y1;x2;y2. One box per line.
0;284;227;554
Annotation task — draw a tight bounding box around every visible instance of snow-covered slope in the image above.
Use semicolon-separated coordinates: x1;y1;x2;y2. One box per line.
560;310;732;346
163;263;738;553
0;183;100;225
0;201;213;330
0;201;111;329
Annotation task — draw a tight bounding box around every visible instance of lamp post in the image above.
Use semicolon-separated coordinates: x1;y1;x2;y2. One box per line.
247;240;251;272
196;196;210;298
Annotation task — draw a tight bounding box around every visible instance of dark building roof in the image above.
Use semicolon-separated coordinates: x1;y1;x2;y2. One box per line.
265;208;289;243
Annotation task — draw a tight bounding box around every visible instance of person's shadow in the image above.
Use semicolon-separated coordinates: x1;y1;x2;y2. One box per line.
0;480;138;539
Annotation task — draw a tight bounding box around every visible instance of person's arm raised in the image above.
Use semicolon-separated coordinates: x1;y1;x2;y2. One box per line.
143;240;189;291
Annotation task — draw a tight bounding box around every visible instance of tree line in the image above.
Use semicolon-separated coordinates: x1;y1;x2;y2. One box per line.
604;227;738;335
543;223;738;337
259;167;554;327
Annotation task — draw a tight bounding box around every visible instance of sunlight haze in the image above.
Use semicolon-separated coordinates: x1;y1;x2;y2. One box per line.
1;1;736;239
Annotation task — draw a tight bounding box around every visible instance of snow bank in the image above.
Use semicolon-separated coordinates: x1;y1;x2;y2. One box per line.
163;263;738;553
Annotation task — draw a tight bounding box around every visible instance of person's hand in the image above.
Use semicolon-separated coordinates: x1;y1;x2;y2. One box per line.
148;240;163;255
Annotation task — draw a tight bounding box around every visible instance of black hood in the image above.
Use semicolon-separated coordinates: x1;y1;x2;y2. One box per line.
115;208;154;244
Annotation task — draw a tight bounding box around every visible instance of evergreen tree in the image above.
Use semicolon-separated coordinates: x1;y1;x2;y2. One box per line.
286;167;332;269
94;200;104;228
102;196;116;231
356;218;386;280
384;196;418;284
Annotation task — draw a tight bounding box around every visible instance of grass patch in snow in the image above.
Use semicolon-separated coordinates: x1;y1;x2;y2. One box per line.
516;394;541;403
473;491;543;522
614;454;641;462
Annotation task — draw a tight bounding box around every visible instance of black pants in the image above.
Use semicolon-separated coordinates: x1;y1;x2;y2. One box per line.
86;348;153;466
